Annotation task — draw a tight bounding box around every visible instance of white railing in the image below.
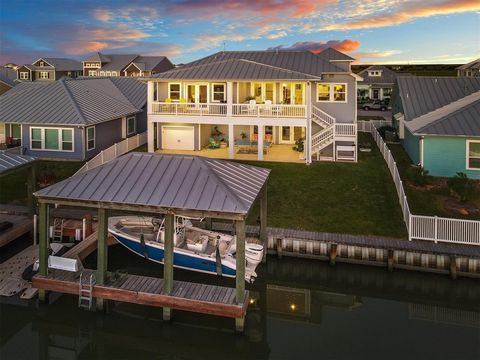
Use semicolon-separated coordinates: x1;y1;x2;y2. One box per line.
361;123;480;246
312;126;334;150
151;102;227;116
335;123;357;136
312;105;335;126
75;132;147;175
232;103;306;118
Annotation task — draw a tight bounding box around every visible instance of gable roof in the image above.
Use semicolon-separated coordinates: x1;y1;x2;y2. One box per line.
35;153;270;216
40;58;82;71
395;76;480;121
128;56;168;72
153;57;323;81
0;68;17;87
84;53;112;63
406;91;480;136
0;77;146;126
358;65;399;85
316;48;355;61
456;58;480;70
181;50;343;75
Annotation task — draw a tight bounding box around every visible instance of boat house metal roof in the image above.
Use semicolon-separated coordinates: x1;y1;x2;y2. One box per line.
0;152;36;175
35;153;270;219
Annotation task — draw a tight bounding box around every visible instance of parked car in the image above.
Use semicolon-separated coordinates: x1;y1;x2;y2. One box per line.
362;100;391;111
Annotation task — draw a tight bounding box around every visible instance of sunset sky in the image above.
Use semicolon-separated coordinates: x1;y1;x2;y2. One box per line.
1;0;479;65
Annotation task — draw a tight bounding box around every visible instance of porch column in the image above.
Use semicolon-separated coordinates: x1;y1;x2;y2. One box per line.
96;208;108;311
306;81;312;164
147;120;155;153
227;82;233;117
260;185;267;263
163;213;175;321
257;125;264;161
147;81;154;114
228;123;234;159
38;202;49;302
235;219;246;332
27;164;36;216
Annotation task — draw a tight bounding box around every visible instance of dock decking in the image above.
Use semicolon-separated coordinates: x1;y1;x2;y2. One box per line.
32;269;249;318
0;245;38;297
0;213;33;248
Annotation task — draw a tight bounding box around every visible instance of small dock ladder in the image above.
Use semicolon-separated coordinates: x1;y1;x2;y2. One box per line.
78;272;96;310
52;218;64;243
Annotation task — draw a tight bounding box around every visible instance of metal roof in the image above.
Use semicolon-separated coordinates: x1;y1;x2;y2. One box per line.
41;58;82;71
35;153;270;216
84;53;112;63
396;76;480;121
153;58;322;81
172;50;344;77
358;65;399;85
99;54;139;71
316;48;355;61
129;56;168;71
0;151;35;174
0;77;146;126
406;91;480;137
0;68;17;87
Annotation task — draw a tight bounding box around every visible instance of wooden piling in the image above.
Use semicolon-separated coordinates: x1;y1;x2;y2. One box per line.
163;213;174;321
260;187;267;263
276;238;283;259
235;220;246;332
38;203;49;302
450;256;457;280
329;243;338;266
96;208;108;311
387;249;395;272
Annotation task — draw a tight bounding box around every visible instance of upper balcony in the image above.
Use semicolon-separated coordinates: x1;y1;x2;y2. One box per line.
151;102;306;118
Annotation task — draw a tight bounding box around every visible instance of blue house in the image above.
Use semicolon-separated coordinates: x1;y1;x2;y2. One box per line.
0;77;147;160
392;76;480;179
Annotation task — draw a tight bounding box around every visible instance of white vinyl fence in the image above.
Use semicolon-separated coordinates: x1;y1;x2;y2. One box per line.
75;132;147;175
359;121;480;246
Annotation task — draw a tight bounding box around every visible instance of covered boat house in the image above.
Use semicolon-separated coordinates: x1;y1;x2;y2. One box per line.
32;153;270;331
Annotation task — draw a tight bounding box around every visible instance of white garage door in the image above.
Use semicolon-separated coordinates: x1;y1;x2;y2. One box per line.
162;126;195;150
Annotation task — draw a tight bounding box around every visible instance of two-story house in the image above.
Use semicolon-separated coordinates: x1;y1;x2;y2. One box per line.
456;58;480;77
145;49;361;164
0;77;147;160
357;65;399;101
83;53;174;77
16;58;82;82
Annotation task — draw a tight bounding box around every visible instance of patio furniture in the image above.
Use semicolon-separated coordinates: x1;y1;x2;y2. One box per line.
235;140;272;154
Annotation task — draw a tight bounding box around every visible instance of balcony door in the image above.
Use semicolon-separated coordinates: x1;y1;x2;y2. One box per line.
282;83;305;104
187;84;208;104
279;126;304;144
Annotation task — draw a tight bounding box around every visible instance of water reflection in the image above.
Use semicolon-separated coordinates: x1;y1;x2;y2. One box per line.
1;245;479;360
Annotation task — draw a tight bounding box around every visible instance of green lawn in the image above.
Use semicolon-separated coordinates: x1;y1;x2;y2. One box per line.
388;143;480;219
0;160;84;205
244;133;407;238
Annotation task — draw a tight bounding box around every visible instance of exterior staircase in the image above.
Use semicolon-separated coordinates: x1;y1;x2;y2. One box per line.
311;106;336;160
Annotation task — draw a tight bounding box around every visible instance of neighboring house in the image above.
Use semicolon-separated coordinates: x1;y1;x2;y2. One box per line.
123;56;174;77
146;49;361;164
392;76;480;179
83;53;174;77
357;65;399;101
456;58;480;77
16;58;82;82
0;77;147;160
0;68;17;95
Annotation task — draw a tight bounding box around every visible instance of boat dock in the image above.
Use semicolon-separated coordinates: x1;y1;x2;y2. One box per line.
33;270;249;319
0;212;33;248
0;244;38;298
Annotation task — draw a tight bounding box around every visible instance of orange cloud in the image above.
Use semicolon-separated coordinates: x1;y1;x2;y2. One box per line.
62;41;109;55
325;0;480;30
92;9;112;22
272;39;361;53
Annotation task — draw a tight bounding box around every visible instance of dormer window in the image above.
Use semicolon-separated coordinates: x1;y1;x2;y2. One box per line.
368;70;382;77
39;61;44;67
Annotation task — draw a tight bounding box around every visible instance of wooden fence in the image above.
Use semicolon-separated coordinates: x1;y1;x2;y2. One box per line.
75;132;147;175
359;121;480;246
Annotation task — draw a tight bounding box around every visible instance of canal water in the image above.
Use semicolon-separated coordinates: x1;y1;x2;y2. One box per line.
1;237;479;360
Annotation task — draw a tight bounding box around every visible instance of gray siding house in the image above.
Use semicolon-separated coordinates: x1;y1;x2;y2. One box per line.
456;58;480;77
17;58;83;82
146;49;361;163
0;77;147;160
357;65;399;101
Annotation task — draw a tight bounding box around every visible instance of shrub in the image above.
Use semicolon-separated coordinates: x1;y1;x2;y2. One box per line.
377;125;396;139
405;165;432;186
448;172;474;202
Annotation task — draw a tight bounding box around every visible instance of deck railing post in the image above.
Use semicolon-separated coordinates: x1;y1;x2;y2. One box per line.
96;208;108;311
163;213;175;321
38;202;49;302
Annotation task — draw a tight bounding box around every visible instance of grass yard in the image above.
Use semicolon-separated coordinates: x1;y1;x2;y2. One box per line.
388;143;480;219
0;160;84;205
244;133;407;238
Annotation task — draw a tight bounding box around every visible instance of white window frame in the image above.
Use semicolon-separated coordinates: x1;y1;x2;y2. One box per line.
88;70;97;76
30;127;74;152
127;116;136;136
211;83;226;102
106;71;111;76
99;71;105;76
86;126;95;151
316;83;348;103
39;71;49;79
466;140;480;170
19;72;29;80
168;83;181;101
111;71;117;76
39;61;44;67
